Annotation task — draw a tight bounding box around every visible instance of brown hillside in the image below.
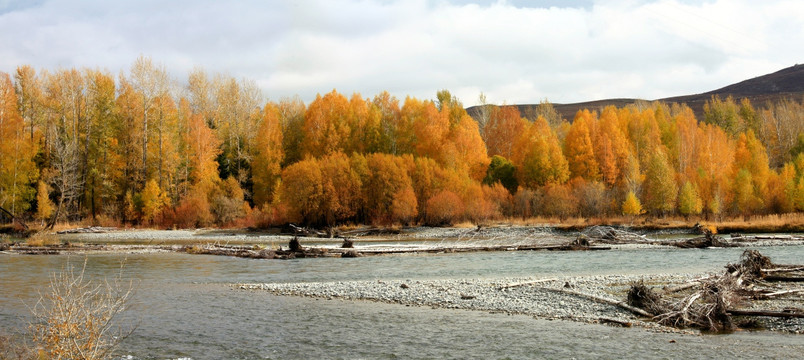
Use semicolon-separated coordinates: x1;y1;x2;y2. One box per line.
467;64;804;122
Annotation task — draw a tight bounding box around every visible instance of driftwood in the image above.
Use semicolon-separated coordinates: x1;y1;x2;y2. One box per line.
288;237;303;252
56;226;115;234
598;317;632;327
762;266;804;273
338;227;402;237
580;226;646;244
727;309;804;318
628;250;804;332
288;224;326;237
184;243;336;260
498;278;557;290
763;276;804;282
355;243;611;255
752;289;804;299
536;286;653;317
662;276;714;294
667;235;735;248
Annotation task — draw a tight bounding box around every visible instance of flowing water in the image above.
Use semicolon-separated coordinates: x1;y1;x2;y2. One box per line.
1;244;803;359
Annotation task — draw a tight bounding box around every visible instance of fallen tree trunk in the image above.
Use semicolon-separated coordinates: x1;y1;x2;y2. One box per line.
498;278;557;290
763;276;804;282
598;317;632;327
666;235;735;248
535;286;653;318
762;266;804;273
727;309;804;318
753;289;804;299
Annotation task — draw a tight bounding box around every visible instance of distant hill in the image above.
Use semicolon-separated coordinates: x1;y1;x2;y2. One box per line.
466;64;804;121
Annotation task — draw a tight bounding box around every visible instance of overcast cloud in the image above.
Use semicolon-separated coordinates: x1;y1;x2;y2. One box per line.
1;0;802;105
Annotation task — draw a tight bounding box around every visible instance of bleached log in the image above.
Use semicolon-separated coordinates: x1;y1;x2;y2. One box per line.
535;286;653;317
754;289;804;299
762;267;804;273
498;278;557;290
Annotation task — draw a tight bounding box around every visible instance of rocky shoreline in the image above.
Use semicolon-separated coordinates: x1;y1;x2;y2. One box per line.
237;272;804;334
53;225;804;246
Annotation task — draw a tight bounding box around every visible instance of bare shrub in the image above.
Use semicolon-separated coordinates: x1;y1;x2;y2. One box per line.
512;187;538;219
0;333;33;359
211;195;246;226
29;259;135;359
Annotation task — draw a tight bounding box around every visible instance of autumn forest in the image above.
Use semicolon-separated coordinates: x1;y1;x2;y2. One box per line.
2;57;804;229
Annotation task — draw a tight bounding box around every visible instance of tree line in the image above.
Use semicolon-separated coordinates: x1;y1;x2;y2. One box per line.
2;56;804;228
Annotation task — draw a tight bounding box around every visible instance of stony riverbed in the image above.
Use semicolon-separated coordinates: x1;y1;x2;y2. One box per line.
238;272;804;334
238;274;699;333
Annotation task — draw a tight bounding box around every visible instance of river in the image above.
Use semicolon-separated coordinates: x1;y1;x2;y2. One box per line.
1;244;803;359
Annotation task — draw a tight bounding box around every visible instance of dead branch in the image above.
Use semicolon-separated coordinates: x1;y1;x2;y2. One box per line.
662;276;715;294
629;250;803;332
0;205;28;231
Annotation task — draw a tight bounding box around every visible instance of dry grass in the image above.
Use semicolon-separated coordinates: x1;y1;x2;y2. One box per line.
479;213;804;233
87;215;122;228
712;213;804;233
25;232;60;247
452;221;479;228
26;212;804;235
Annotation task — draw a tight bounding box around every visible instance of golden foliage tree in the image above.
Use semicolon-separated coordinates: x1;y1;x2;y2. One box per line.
303;90;351;158
515;117;569;188
36;181;54;223
484;105;525;159
564;112;599;181
252;103;284;206
364;153;415;224
141;179;169;224
678;181;703;217
622;190;643;216
186;113;222;197
279;158;324;224
0;72;37;215
319;152;363;225
643;149;677;215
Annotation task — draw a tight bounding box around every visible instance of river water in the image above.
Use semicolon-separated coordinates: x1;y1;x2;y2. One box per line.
1;244;803;359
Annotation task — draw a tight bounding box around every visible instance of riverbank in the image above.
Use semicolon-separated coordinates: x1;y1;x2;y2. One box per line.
237;271;804;334
3;224;804;257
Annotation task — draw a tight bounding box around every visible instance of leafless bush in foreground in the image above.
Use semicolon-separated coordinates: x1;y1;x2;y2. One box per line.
29;259;135;359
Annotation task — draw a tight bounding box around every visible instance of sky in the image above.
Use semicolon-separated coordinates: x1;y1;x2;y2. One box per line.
1;0;802;106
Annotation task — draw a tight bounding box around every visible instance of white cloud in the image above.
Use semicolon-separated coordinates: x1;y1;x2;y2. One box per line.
0;0;802;106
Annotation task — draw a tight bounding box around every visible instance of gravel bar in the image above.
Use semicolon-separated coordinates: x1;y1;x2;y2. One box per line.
237;273;714;333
